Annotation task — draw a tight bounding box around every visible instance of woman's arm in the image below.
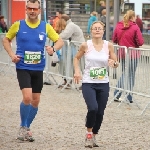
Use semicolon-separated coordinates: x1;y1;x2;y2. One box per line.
74;42;87;84
108;42;119;68
135;26;144;46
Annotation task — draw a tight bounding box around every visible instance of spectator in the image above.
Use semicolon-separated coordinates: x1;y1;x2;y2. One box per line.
52;10;63;30
0;16;8;33
99;1;106;17
55;18;66;35
51;14;65;67
51;19;67;67
136;15;143;33
100;9;106;39
59;14;85;86
87;11;98;38
60;14;85;43
112;10;144;103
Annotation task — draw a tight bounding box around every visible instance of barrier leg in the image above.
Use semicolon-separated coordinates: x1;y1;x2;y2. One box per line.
140;102;150;115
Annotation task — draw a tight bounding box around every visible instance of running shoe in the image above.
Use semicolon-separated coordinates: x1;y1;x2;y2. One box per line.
16;126;26;141
85;133;93;148
16;127;34;142
25;127;35;142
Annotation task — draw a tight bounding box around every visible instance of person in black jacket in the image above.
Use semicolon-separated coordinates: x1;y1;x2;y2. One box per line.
0;16;8;33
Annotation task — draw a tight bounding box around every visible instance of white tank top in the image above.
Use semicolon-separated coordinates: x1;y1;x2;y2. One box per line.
82;40;109;83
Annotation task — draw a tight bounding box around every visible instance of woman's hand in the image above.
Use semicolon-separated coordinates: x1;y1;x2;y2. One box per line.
108;59;119;68
74;72;82;84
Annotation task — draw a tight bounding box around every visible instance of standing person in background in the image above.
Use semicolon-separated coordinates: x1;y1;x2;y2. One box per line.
59;14;85;86
136;15;143;33
2;0;63;142
0;16;8;33
100;9;106;40
112;10;144;103
52;19;67;66
99;1;106;17
87;11;98;38
52;10;63;30
60;14;85;43
50;11;64;67
74;21;119;148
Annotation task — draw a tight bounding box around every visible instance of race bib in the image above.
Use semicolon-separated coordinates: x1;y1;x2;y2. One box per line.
90;67;107;80
24;51;41;64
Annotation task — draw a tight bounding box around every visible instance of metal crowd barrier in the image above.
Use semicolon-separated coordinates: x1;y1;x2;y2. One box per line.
43;39;83;91
108;46;150;115
142;33;150;45
0;33;16;75
108;45;129;106
1;33;150;115
127;47;150;115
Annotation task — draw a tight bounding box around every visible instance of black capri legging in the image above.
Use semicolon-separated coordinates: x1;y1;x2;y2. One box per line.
82;83;109;134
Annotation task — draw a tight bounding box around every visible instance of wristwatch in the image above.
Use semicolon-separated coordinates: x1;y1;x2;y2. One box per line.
114;61;118;66
52;46;56;52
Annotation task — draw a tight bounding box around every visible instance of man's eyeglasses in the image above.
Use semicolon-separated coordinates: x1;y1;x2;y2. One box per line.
91;27;104;31
27;7;40;12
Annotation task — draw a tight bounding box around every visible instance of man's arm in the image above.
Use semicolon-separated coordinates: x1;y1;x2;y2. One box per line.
46;24;64;55
2;21;21;63
53;37;64;50
3;37;14;58
3;37;21;63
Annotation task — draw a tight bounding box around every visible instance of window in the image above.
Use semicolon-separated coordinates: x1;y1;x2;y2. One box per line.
142;4;150;20
121;3;134;14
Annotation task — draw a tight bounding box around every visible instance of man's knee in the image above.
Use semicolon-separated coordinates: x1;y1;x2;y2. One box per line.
23;95;32;105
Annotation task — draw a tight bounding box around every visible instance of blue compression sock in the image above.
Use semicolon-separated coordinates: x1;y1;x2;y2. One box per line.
20;102;30;127
26;105;38;128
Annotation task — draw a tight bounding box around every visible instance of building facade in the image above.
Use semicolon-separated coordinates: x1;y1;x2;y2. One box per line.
120;0;150;20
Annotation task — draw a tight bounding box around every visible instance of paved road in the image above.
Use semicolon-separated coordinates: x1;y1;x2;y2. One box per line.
1;73;150;150
1;35;150;150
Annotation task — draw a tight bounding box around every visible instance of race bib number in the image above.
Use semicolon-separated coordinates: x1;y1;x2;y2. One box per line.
24;51;41;64
90;67;107;80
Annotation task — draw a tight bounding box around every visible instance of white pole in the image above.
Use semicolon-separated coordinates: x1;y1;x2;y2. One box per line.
94;0;97;11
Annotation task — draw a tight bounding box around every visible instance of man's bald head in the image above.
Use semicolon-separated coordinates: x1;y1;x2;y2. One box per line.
61;14;70;21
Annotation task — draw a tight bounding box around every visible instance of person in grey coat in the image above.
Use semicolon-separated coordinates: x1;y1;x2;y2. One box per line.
60;14;85;45
59;14;85;87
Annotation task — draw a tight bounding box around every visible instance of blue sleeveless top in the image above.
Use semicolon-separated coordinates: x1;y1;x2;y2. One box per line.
16;20;47;71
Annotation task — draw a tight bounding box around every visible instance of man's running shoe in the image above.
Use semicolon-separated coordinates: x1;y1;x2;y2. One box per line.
16;127;26;141
85;133;93;148
93;136;99;147
16;127;34;142
25;127;35;142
